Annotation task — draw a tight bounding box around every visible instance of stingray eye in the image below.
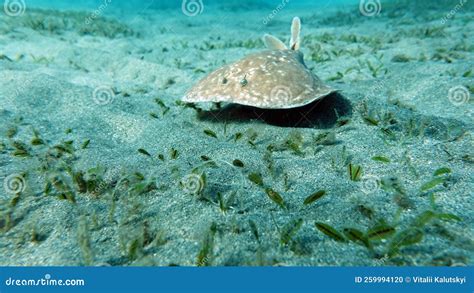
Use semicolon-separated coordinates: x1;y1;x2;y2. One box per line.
240;75;248;87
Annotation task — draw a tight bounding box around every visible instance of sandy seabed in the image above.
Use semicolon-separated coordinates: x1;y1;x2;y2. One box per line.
0;0;473;266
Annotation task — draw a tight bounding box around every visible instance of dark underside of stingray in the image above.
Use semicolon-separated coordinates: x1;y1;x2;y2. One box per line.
196;92;352;128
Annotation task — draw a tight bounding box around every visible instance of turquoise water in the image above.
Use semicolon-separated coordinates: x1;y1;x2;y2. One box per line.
0;0;472;266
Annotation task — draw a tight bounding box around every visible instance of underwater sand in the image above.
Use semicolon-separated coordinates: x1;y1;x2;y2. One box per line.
0;0;473;266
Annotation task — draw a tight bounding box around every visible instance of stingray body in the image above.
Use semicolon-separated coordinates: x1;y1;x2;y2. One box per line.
183;17;336;109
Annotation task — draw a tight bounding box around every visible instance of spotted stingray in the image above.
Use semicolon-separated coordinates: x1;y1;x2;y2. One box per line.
183;17;336;109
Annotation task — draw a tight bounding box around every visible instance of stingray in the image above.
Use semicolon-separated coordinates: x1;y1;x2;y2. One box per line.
182;17;336;109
